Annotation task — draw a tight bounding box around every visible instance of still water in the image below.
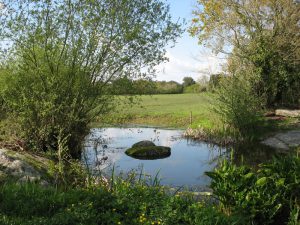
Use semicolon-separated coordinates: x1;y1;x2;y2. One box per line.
82;127;227;187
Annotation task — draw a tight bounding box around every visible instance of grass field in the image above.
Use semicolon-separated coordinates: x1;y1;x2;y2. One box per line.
98;93;220;128
95;92;298;140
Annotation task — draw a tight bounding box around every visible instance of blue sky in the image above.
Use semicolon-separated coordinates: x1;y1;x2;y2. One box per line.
155;0;225;83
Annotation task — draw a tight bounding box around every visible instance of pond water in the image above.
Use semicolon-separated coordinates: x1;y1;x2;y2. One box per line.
82;127;227;188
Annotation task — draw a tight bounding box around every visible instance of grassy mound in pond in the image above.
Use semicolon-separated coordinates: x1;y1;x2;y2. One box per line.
125;146;171;159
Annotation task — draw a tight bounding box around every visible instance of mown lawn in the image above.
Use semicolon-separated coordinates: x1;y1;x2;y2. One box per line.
98;93;220;128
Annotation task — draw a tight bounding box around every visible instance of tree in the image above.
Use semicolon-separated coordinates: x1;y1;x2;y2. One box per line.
190;0;300;107
182;76;196;87
0;0;182;158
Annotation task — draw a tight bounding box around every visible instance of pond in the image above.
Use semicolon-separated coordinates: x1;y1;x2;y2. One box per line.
82;127;227;188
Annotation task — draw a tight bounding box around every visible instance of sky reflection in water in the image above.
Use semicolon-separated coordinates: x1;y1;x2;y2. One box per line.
83;127;226;187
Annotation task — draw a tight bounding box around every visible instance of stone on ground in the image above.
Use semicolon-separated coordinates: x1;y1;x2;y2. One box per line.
275;109;300;118
261;130;300;150
0;149;50;184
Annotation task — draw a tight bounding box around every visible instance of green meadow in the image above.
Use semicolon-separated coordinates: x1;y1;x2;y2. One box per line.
98;93;297;142
101;93;220;129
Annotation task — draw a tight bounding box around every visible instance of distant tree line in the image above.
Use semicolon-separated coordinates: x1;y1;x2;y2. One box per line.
110;77;183;95
110;75;221;95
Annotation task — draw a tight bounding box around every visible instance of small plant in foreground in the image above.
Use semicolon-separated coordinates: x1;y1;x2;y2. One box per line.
206;154;300;225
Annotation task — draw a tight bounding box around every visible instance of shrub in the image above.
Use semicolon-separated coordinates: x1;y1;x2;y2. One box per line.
154;81;183;94
0;0;182;157
208;74;224;91
206;154;300;225
213;73;264;139
183;83;202;93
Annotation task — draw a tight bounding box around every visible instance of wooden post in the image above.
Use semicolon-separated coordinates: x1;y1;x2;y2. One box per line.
190;111;192;125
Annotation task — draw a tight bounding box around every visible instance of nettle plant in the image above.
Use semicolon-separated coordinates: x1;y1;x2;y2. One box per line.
0;0;182;158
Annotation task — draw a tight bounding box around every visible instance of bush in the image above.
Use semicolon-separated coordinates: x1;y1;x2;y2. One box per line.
213;73;264;139
183;84;203;93
0;0;181;158
154;81;183;94
208;74;224;91
206;154;300;225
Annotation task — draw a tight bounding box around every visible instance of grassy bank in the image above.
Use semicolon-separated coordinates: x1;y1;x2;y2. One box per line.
98;93;220;129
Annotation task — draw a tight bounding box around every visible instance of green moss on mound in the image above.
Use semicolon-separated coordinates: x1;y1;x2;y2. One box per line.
125;146;171;159
132;140;156;148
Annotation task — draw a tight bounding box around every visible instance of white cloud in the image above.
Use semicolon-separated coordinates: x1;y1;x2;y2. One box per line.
155;50;226;83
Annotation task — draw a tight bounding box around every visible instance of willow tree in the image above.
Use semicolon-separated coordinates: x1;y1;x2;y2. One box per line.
190;0;300;107
0;0;182;157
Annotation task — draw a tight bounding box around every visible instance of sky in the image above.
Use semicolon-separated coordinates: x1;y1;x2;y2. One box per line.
0;1;225;83
155;0;226;83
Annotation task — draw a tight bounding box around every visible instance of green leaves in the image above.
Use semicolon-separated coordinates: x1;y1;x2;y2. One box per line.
255;177;267;187
207;154;300;224
0;0;182;156
191;0;300;108
213;73;264;140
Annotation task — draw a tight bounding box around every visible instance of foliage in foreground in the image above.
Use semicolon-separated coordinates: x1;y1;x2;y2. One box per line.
206;154;300;225
0;181;231;225
0;154;299;225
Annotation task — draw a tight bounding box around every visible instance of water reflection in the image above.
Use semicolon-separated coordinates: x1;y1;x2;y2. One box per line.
82;127;227;187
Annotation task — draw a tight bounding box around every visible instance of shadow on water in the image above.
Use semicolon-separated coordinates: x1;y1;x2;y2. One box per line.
232;142;284;168
82;127;280;188
125;153;172;160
